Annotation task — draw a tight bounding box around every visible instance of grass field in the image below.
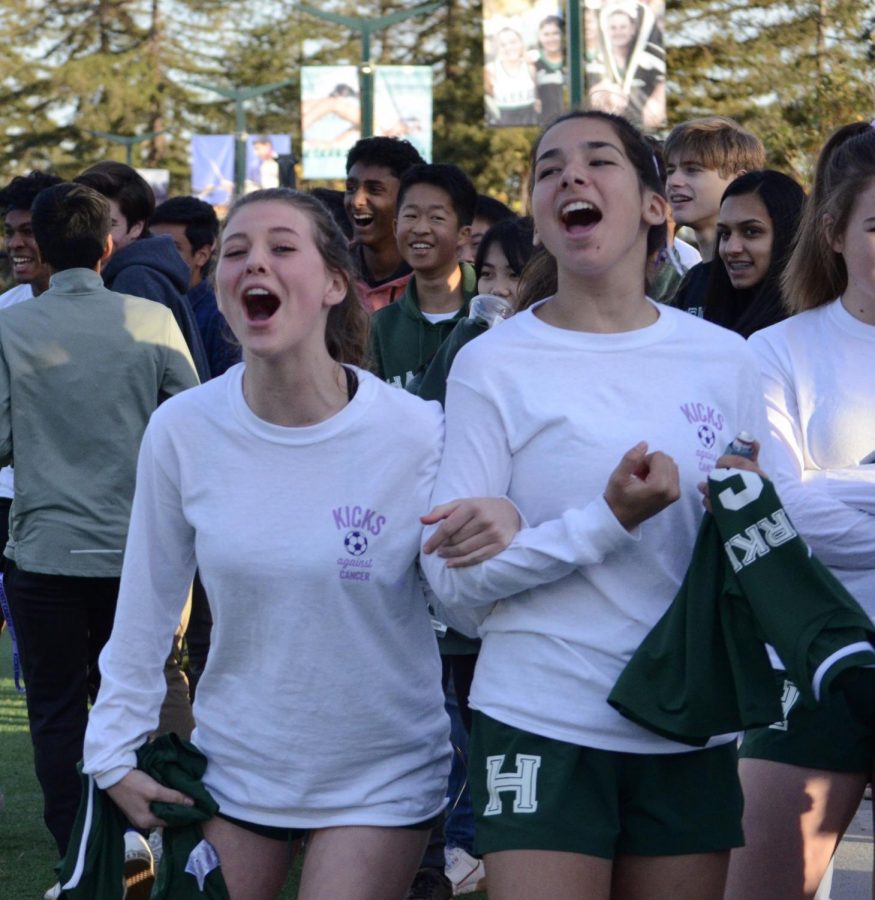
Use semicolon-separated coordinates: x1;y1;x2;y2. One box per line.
0;635;487;899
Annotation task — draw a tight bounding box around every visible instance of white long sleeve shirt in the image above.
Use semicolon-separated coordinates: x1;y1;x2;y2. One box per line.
422;301;772;754
85;365;452;828
748;298;875;618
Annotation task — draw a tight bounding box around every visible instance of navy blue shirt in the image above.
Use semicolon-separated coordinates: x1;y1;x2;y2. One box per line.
187;279;240;378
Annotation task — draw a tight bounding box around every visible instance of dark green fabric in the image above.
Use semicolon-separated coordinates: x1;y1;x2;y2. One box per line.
609;472;875;746
368;262;477;387
406;315;488;655
57;734;229;899
405;318;487;406
56;768;126;899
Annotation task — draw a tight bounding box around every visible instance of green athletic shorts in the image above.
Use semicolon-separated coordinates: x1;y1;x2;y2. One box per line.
738;673;875;773
469;711;743;859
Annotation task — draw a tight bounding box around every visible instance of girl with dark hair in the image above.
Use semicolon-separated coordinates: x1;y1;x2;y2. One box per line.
474;217;536;308
79;189;513;900
725;127;875;899
702;170;805;337
421;111;771;900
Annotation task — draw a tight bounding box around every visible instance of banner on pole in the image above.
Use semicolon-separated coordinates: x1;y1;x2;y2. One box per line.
244;135;292;193
483;0;565;128
583;0;666;130
301;66;361;180
191;135;235;206
191;134;292;206
374;66;433;162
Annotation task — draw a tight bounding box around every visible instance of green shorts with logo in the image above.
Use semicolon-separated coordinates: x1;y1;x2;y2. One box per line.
469;711;743;859
738;673;875;773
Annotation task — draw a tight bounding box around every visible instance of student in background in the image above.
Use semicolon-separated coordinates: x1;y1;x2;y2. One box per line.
0;172;63;620
459;194;516;266
151;195;241;379
369;163;478;389
74;162;210;381
344;137;424;312
702;170;804;337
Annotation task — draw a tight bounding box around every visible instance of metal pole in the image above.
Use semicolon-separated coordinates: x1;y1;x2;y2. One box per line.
567;0;583;108
235;97;247;195
360;27;374;138
88;131;164;167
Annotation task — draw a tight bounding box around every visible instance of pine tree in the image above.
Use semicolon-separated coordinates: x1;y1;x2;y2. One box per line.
665;0;875;177
0;0;230;182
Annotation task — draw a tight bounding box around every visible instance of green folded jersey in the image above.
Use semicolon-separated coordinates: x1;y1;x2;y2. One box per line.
609;469;875;746
57;733;229;899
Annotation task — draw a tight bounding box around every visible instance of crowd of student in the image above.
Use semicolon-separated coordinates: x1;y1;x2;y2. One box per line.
0;109;873;900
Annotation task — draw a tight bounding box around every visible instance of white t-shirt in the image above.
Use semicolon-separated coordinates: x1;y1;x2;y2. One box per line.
421;309;461;325
422;300;772;754
674;238;702;269
84;365;452;828
0;283;33;500
749;298;875;619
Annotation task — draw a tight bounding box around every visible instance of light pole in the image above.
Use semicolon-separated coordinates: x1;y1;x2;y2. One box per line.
296;1;443;138
566;2;584;108
190;79;296;195
88;130;164;167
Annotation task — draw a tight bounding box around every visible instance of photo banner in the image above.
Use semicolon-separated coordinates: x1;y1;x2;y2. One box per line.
483;0;565;127
244;134;292;193
374;66;433;162
190;135;293;205
583;0;666;130
301;66;361;180
191;135;235;206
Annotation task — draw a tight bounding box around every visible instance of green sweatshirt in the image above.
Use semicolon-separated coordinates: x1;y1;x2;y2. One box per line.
369;262;477;388
608;470;875;746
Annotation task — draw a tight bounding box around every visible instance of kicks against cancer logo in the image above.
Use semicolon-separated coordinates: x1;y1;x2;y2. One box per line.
344;530;368;556
333;506;384;582
679;401;726;473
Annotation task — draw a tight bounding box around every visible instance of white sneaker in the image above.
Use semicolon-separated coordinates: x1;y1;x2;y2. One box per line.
43;884;61;900
445;846;487;896
123;830;155;900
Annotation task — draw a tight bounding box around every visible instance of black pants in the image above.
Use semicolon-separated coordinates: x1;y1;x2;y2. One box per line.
4;563;119;856
0;496;11;632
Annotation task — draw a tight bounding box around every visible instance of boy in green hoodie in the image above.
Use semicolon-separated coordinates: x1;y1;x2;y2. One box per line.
369;163;478;388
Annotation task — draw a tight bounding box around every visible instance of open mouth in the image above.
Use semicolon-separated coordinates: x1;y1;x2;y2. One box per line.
243;287;280;322
11;256;34;267
669;194;692;205
352;213;374;228
560;200;602;234
410;241;433;251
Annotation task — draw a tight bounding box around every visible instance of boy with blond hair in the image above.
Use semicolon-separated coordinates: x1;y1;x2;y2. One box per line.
664;116;766;315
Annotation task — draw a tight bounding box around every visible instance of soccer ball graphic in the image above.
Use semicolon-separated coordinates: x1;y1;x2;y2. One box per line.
344;530;368;556
697;423;716;449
